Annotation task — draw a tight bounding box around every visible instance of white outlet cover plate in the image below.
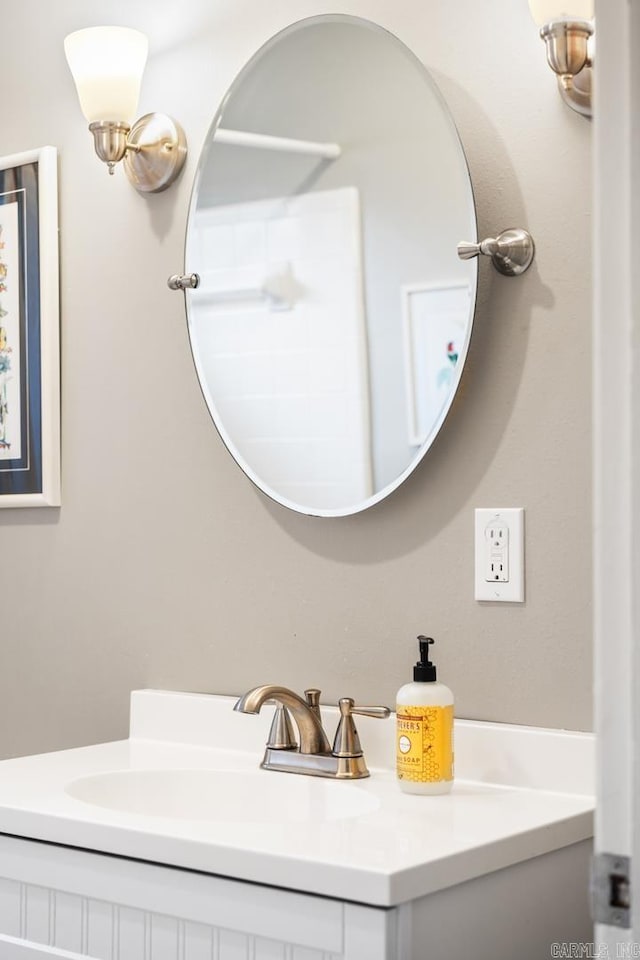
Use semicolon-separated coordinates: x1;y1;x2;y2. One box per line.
475;507;525;602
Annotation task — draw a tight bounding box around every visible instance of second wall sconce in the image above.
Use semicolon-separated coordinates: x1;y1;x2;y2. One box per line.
528;0;594;118
64;26;187;193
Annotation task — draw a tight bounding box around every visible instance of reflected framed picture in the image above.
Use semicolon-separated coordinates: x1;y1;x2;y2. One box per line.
0;146;60;507
402;282;471;447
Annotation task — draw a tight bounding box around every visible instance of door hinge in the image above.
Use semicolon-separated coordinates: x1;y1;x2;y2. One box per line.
591;853;631;928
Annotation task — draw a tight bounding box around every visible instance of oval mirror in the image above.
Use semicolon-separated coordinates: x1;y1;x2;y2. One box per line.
185;15;477;517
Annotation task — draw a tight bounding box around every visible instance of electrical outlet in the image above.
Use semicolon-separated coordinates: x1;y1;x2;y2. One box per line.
475;508;524;602
485;519;509;582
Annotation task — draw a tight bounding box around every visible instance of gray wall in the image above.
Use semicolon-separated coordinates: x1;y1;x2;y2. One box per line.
0;0;592;758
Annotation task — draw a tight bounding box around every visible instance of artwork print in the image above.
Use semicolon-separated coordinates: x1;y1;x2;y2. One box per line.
403;283;472;447
0;205;24;459
0;147;59;508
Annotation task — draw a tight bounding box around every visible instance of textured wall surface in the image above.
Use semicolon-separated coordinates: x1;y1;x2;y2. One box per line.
0;0;592;757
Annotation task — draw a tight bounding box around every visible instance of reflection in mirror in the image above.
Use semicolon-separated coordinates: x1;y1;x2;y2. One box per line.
186;15;477;516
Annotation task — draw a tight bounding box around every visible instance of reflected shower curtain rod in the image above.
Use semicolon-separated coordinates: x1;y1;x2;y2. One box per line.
215;127;341;160
196;285;292;310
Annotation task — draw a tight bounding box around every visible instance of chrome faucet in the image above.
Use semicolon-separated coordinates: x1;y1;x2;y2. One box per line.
234;685;390;779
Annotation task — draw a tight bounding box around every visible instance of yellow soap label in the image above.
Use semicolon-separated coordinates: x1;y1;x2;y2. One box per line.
396;705;454;783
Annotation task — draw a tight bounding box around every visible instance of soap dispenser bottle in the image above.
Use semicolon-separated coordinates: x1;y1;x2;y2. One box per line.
396;636;454;795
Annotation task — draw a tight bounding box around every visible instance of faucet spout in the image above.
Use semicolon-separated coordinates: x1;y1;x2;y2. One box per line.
234;685;331;755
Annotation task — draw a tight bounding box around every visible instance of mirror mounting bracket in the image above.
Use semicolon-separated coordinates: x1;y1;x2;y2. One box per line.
457;228;535;277
168;273;200;291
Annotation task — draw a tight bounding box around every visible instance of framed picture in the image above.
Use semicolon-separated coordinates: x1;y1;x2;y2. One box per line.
0;146;60;507
402;282;472;447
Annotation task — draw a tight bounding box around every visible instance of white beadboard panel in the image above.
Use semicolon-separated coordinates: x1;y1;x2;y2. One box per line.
51;893;84;954
0;877;22;938
85;901;112;960
253;938;286;960
290;950;327;960
253;943;341;960
0;890;348;960
218;928;247;959
150;914;179;959
116;907;147;958
183;921;213;960
24;886;53;946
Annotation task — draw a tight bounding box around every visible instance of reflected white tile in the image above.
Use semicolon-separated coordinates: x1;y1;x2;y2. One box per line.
198;224;235;269
306;350;348;394
267;217;300;262
234;221;266;265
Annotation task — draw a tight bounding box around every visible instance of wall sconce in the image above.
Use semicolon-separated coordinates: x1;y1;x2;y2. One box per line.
528;0;594;118
64;26;187;193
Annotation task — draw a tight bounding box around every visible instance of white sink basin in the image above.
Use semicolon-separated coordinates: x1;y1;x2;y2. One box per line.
0;692;595;906
65;768;381;823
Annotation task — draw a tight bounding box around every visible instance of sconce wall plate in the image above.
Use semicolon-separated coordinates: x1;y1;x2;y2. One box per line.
123;113;187;193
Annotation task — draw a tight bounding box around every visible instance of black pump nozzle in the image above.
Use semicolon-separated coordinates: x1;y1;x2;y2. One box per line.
414;635;437;682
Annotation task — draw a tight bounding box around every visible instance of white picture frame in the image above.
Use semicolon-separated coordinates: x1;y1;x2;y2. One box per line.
402;282;472;447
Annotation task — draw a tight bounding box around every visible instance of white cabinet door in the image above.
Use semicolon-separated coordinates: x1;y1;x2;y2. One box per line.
0;835;399;959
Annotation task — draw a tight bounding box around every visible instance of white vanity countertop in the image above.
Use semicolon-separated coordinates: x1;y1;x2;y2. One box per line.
0;691;594;907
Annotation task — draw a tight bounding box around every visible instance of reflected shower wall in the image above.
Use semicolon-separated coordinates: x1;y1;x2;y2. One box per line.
190;186;373;510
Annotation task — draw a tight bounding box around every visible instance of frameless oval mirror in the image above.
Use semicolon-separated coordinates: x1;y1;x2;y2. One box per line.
185;15;477;517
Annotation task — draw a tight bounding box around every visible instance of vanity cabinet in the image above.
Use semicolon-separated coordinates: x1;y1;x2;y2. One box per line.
0;834;591;960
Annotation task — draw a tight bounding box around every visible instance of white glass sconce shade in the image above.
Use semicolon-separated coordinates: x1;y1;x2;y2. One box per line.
64;26;148;123
527;0;594;27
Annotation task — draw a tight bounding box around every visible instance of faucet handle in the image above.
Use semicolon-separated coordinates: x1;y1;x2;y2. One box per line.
304;688;323;724
332;697;391;758
351;704;392;720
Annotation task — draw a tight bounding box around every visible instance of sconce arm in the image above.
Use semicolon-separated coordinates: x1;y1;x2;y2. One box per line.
88;121;131;173
538;18;594;118
88;113;187;193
